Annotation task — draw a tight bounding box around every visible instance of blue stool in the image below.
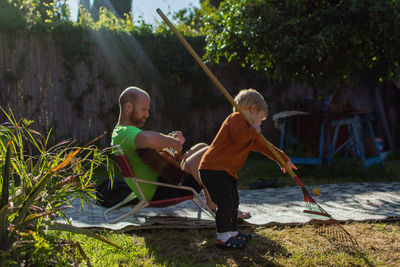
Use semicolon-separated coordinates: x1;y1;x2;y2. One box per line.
327;113;384;170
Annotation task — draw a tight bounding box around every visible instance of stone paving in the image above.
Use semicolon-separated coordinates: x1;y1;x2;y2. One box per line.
58;182;400;231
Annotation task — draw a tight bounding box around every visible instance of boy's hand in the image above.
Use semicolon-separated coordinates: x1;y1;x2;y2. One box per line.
251;123;261;134
281;161;298;174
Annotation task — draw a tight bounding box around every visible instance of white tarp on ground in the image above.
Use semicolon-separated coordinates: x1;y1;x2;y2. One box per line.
57;182;400;231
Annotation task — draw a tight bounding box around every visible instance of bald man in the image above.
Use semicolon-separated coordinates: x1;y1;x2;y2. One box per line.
111;86;212;204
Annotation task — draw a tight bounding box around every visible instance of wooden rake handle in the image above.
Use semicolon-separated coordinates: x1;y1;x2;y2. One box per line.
156;8;299;181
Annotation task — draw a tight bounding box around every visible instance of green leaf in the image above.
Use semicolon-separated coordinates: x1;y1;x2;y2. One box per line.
1;140;11;208
0;205;10;250
0;140;12;249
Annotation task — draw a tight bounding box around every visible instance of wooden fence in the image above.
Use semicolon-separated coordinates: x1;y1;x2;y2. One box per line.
0;31;120;146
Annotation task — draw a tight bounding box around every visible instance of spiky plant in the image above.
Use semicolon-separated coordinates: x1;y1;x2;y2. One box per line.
0;109;119;265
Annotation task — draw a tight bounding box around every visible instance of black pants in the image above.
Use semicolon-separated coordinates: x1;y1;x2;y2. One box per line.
199;169;239;233
151;175;202;201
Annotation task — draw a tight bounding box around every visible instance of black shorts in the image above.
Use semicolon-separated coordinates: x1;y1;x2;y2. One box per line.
151;175;202;201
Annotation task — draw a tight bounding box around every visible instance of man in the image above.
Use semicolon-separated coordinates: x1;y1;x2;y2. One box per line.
111;86;212;204
111;86;250;218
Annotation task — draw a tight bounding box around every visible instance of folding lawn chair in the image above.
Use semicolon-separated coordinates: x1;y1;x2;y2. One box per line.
104;145;214;224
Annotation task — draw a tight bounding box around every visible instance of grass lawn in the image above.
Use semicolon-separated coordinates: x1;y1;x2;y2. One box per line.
57;221;399;266
68;152;400;266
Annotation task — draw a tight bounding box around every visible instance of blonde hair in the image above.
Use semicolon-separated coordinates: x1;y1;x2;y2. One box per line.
233;88;268;116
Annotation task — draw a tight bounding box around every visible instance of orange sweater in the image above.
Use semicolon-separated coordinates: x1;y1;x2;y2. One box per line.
199;112;290;179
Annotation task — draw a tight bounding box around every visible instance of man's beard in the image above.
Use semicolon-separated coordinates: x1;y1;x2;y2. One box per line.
129;111;146;127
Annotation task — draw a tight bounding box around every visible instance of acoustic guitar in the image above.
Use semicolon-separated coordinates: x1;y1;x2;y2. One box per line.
136;148;189;185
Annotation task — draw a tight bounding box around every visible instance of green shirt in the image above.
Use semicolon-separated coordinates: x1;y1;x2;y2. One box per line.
111;125;159;201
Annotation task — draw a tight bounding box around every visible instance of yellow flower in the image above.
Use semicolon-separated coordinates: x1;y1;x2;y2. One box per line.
312;187;320;196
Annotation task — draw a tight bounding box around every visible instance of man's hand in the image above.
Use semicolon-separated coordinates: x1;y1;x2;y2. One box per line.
171;131;185;145
168;138;183;153
281;161;298;174
135;131;183;152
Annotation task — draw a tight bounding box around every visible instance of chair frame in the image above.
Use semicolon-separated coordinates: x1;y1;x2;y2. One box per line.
104;145;214;223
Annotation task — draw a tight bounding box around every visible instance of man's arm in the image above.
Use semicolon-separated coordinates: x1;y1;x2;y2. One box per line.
135;131;182;152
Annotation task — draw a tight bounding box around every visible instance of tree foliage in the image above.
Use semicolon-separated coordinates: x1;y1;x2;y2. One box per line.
172;0;217;36
204;0;400;91
0;0;70;31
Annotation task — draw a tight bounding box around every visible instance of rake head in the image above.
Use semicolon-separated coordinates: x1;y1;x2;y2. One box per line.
301;187;360;248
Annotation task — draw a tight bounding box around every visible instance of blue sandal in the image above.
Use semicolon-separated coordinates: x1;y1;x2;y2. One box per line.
234;231;252;242
216;237;246;249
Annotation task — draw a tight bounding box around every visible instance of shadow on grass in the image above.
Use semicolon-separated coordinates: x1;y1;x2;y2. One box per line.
136;228;291;266
317;232;375;267
311;223;376;267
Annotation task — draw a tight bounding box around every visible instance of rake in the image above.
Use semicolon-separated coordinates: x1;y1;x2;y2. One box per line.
156;8;359;248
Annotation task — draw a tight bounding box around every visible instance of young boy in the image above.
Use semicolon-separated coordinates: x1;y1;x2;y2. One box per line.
199;89;297;249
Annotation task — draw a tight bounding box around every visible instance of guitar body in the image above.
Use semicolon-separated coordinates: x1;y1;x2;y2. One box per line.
136;148;189;185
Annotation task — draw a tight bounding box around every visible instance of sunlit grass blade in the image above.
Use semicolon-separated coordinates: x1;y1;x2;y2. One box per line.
23;126;43;153
74;241;92;266
22;210;60;224
44;221;121;249
46;139;73;154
